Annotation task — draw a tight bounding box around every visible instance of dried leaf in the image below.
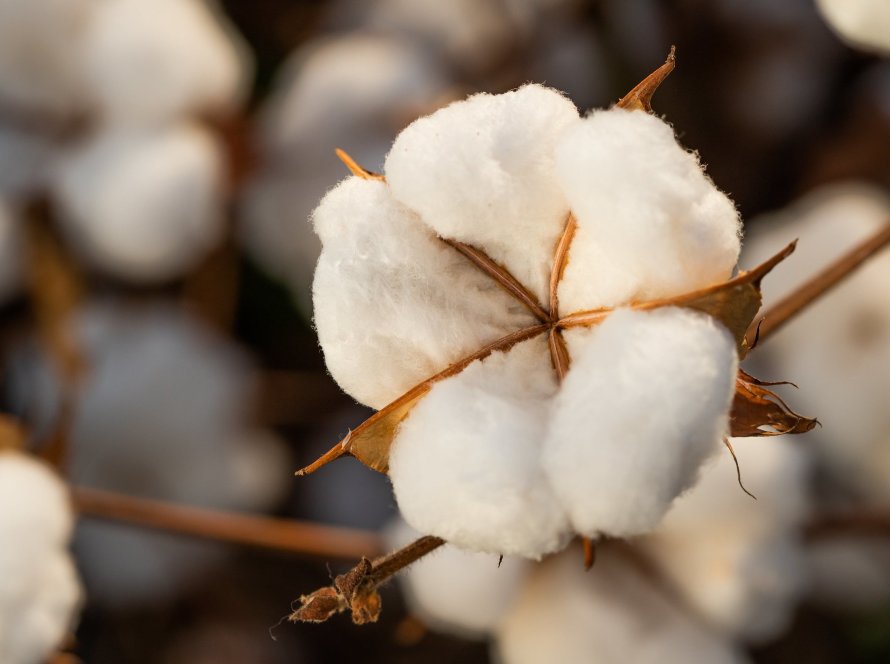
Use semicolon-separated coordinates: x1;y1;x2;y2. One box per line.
729;369;818;437
290;587;346;624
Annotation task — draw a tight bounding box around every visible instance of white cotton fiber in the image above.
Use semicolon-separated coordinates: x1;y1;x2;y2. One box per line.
390;337;571;558
0;0;93;115
385;84;579;304
0;452;82;664
641;438;809;643
555;108;741;312
52;123;225;283
543;307;738;538
0;199;22;304
81;0;250;125
312;176;536;410
494;546;750;664
743;183;890;503
386;519;530;638
817;0;890;54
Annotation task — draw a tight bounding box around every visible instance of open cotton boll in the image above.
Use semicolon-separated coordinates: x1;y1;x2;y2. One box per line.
0;199;22;304
52;123;225;283
313;176;535;410
81;0;250;125
743;183;890;502
0;452;82;664
494;547;750;664
543;307;738;538
640;438;809;642
385;519;530;638
555;109;741;312
241;33;449;313
7;301;289;606
0;0;93;115
816;0;890;54
390;337;571;558
385;84;579;304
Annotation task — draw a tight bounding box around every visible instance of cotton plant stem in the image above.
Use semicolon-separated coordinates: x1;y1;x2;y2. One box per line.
72;486;383;561
747;222;890;346
367;535;445;585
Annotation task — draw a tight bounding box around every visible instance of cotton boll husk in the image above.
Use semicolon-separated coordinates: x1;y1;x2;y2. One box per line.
81;0;251;125
52;123;225;283
240;33;449;312
385;519;530;638
0;0;93;116
0;199;22;304
555;109;741;312
0;452;83;664
390;337;572;558
543;307;738;538
312;176;535;410
493;547;750;664
7;301;290;606
743;183;890;502
806;536;890;613
385;84;579;304
816;0;890;54
640;438;810;642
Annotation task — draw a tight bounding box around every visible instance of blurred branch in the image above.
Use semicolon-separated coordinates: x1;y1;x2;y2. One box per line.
806;508;890;540
747;221;890;346
72;486;383;561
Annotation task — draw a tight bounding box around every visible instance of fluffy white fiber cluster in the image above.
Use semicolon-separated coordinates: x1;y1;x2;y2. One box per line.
0;452;82;664
816;0;890;54
313;84;743;558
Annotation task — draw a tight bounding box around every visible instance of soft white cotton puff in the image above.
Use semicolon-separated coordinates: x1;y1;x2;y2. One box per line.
0;452;82;664
386;519;530;638
313;176;534;410
555;109;741;312
81;0;250;125
817;0;890;54
494;547;750;664
8;301;289;605
641;438;809;642
385;84;579;303
390;337;571;558
52;123;225;283
0;199;22;304
544;307;738;538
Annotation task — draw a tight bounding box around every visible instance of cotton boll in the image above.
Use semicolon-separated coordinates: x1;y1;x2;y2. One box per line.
386;519;530;638
7;301;290;606
241;33;449;312
494;547;750;664
312;176;535;410
555;109;741;312
81;0;250;125
390;337;572;558
817;0;890;54
0;199;22;304
640;438;809;642
0;0;93;115
743;183;890;502
0;452;82;664
52;123;225;283
385;84;579;304
543;307;738;538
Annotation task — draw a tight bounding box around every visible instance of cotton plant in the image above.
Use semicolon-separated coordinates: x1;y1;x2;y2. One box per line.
0;419;82;664
291;53;815;624
8;301;289;605
816;0;890;55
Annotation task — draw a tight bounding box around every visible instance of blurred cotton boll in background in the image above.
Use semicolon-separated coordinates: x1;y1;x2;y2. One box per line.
816;0;890;55
51;123;226;283
8;301;289;606
241;33;449;313
0;450;83;664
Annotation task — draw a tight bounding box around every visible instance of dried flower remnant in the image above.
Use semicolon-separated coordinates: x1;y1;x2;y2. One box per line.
293;53;814;622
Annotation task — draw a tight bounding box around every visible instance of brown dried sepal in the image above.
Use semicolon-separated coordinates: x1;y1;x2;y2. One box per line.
289;557;383;625
616;46;676;112
730;369;818;437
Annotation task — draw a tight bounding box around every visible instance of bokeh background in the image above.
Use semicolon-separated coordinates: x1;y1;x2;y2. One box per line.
1;0;889;662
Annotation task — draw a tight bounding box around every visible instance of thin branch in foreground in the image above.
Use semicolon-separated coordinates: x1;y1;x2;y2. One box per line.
746;222;890;346
72;486;382;561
